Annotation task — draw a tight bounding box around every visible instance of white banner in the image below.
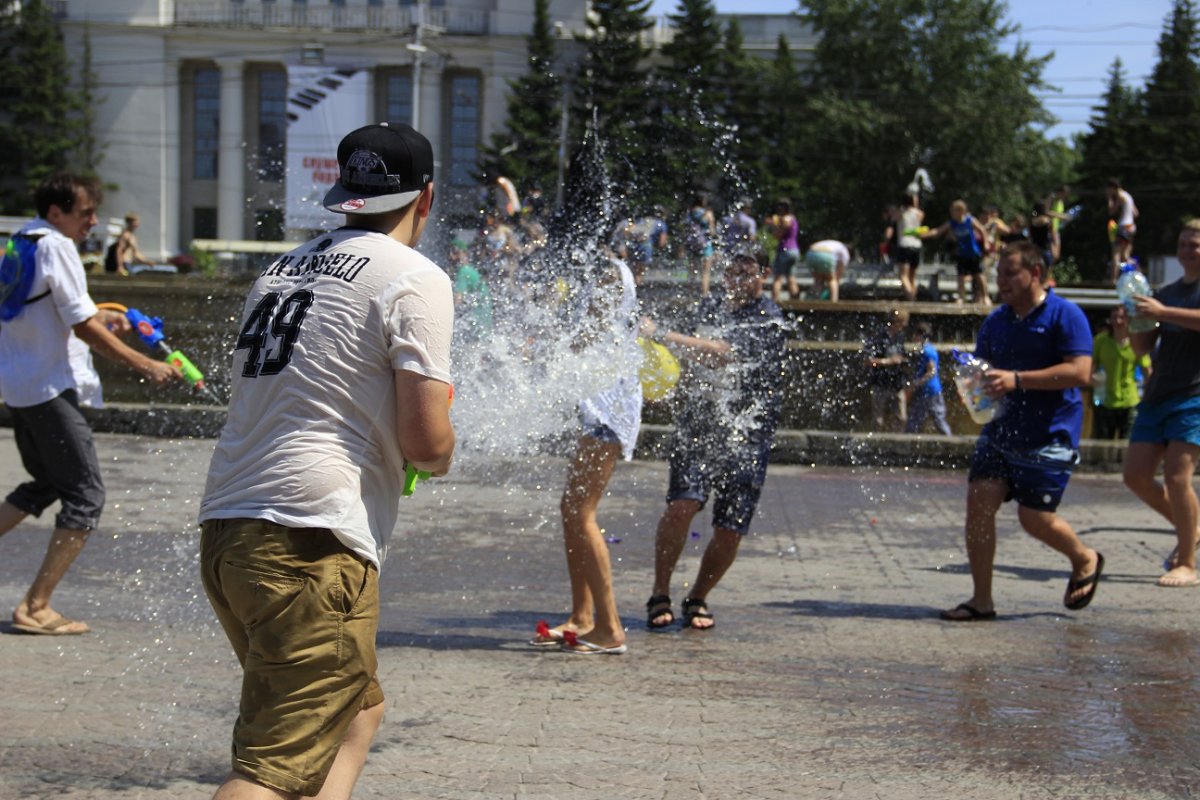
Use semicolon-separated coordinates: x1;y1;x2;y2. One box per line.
286;66;370;232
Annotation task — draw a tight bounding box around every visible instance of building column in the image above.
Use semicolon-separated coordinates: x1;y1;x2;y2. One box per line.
217;57;245;242
162;57;181;257
419;62;443;164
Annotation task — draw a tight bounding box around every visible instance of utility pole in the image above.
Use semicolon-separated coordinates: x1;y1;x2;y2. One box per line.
406;1;444;129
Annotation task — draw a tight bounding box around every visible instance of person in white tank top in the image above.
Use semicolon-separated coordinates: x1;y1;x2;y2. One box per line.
530;253;641;655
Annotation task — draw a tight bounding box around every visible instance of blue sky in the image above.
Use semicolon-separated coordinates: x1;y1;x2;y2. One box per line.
647;0;1175;141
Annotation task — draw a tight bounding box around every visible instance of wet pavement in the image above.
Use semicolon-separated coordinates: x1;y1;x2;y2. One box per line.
0;429;1197;799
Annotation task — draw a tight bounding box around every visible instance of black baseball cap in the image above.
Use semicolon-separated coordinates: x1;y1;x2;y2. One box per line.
322;122;434;215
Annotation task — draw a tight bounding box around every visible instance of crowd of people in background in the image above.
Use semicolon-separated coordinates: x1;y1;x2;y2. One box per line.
454;175;1142;322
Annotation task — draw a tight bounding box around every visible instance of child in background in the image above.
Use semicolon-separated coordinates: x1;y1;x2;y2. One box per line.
905;321;952;435
1091;305;1150;440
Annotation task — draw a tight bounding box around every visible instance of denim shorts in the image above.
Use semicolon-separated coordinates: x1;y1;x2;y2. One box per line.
774;248;800;279
667;432;772;535
1130;394;1200;447
583;423;621;445
968;436;1079;512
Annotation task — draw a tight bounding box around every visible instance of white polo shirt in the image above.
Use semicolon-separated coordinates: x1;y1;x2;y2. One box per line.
0;219;99;408
199;227;454;569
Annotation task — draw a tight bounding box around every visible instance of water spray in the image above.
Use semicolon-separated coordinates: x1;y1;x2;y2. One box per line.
95;302;221;404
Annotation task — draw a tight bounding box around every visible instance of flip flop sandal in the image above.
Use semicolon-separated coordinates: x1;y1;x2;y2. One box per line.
529;619;566;647
681;596;714;630
1064;552;1105;610
645;594;675;630
940;602;997;622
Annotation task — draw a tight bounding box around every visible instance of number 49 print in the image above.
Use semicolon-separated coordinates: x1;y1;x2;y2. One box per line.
235;289;314;377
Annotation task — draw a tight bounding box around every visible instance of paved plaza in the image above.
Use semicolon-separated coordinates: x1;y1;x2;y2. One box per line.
0;428;1197;799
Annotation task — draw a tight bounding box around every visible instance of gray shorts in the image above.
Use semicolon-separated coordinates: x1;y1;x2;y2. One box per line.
7;390;105;531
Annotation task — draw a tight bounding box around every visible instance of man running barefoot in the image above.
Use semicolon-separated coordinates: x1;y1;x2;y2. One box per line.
1123;220;1200;588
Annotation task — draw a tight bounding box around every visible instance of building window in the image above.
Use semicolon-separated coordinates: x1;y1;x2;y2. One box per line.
259;70;287;182
194;68;220;180
194;207;218;240
448;74;480;186
385;74;412;126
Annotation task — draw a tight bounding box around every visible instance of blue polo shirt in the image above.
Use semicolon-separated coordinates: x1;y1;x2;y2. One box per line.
975;289;1093;449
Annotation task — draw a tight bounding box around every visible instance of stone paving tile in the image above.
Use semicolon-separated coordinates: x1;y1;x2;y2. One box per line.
0;430;1196;799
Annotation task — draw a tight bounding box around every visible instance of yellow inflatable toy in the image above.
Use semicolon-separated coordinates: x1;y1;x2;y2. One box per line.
637;336;680;401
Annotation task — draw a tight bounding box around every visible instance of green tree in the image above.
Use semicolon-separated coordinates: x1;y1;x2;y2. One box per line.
714;16;768;209
477;0;562;202
648;0;724;207
761;35;808;225
570;0;653;213
0;0;90;213
798;0;1060;248
77;22;105;179
1063;58;1145;277
1137;0;1200;255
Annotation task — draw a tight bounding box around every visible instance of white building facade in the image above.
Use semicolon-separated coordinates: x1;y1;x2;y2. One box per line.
60;0;812;258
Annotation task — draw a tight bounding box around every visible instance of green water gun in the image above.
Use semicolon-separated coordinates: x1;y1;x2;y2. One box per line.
402;464;431;496
96;302;220;403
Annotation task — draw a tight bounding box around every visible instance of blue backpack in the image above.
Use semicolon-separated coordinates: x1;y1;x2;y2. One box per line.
0;233;48;322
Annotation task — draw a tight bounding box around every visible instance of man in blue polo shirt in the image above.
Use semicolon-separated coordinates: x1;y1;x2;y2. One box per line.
942;241;1103;621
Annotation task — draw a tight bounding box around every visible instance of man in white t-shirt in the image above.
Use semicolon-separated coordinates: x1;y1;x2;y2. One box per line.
0;173;179;636
198;123;455;800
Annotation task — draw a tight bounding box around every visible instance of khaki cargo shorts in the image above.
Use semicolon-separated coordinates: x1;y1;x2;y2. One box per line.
200;518;384;796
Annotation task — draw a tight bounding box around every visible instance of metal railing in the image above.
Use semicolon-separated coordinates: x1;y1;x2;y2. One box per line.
172;2;487;35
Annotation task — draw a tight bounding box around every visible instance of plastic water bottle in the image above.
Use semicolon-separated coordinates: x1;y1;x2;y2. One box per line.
1092;367;1106;407
1116;262;1157;333
951;349;998;424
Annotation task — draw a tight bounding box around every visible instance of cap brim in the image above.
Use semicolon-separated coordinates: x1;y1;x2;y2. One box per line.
323;183;422;215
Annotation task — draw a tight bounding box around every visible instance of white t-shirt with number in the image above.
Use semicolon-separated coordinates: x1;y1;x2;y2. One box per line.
0;219;100;408
199;227;454;569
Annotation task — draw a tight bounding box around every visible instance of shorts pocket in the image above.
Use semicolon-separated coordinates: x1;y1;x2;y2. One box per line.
220;559;306;632
336;554;372;619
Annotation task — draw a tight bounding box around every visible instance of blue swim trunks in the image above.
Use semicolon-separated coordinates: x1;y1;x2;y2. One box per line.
968;435;1079;512
1130;394;1200;447
667;431;771;535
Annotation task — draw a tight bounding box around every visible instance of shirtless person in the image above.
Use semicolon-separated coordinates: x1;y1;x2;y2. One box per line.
104;213;153;275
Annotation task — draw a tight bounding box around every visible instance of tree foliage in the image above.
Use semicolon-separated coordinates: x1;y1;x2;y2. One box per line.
714;17;767;205
0;0;93;214
647;0;725;207
1063;59;1144;275
484;0;1079;261
1068;0;1200;273
477;0;561;197
569;0;653;213
798;0;1056;244
1137;0;1200;255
